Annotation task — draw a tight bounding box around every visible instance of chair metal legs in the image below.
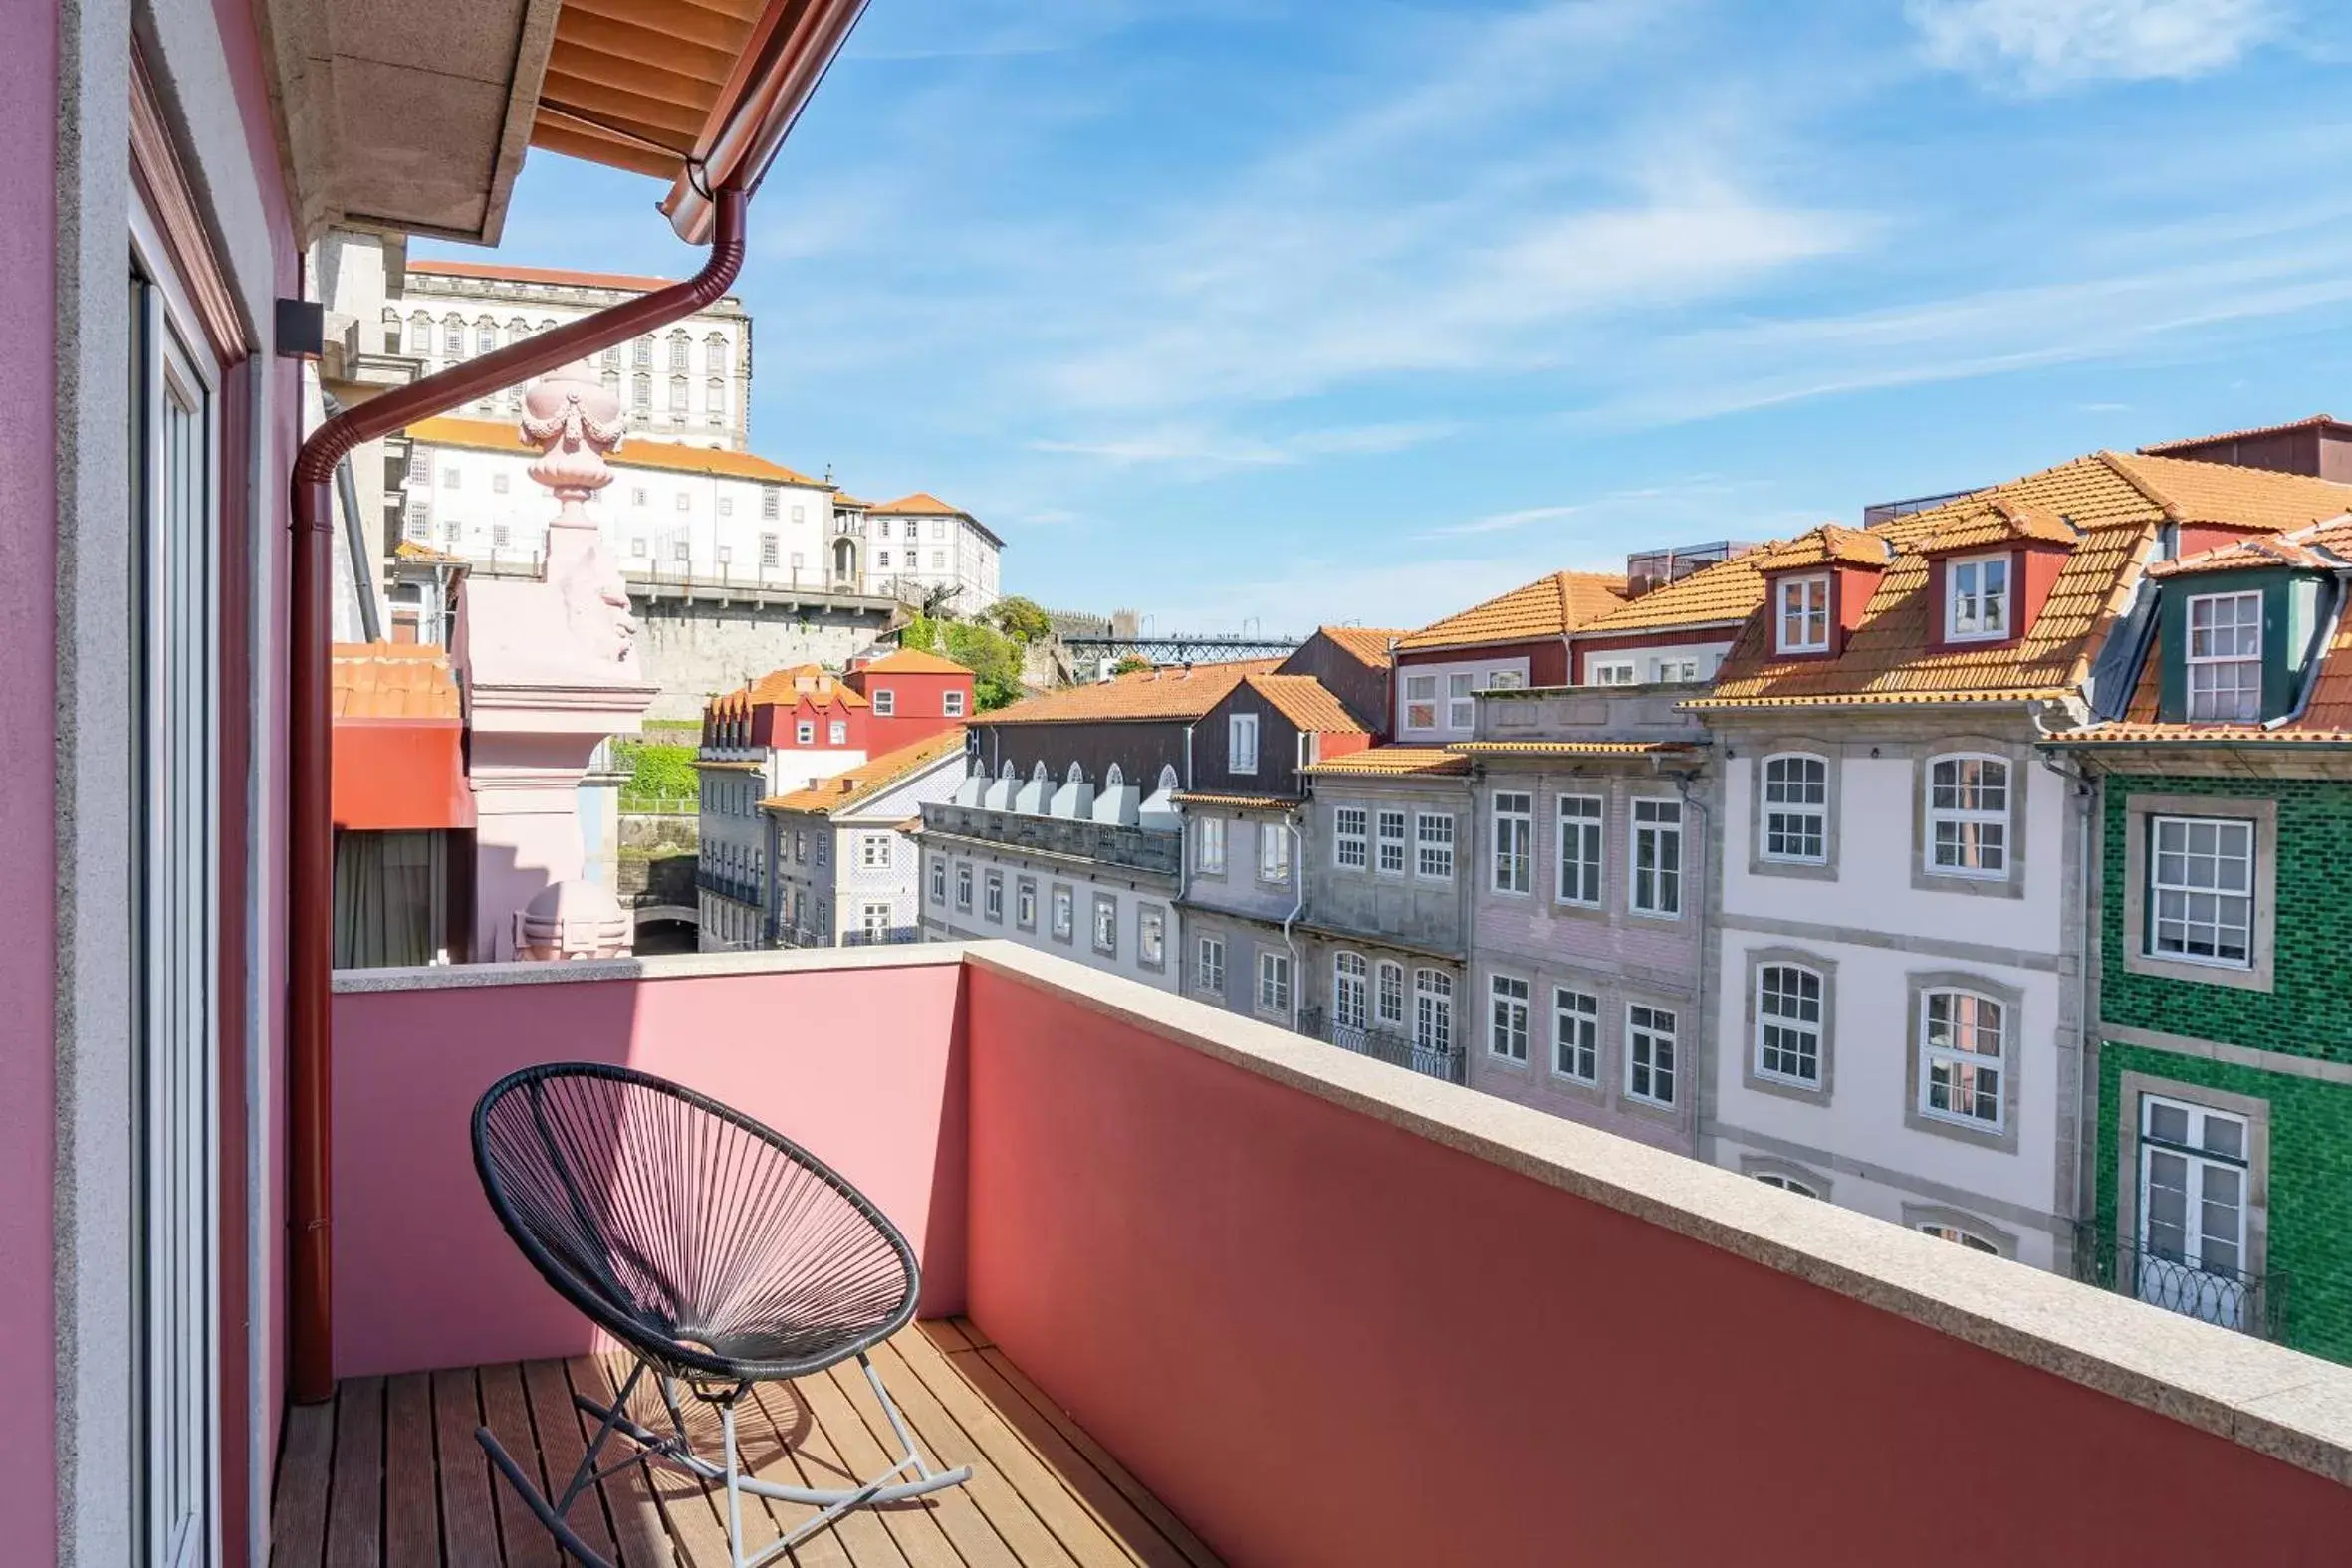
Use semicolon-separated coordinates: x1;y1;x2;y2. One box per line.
477;1351;975;1568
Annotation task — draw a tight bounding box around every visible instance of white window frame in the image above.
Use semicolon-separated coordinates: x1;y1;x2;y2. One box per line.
1555;793;1603;907
1625;1004;1678;1108
1775;574;1830;654
1945;552;2011;642
1197;935;1226;995
1333;953;1368;1030
1016;877;1037;930
1754;963;1825;1088
796;720;815;745
1589;658;1637;687
828;720;848;745
1376;809;1408;876
1138;904;1166;968
1491;791;1533;895
2148;815;2255;969
1414;969;1453;1055
1403;673;1439;732
1551;987;1599;1084
1488;974;1530;1062
1257;820;1292;884
983;870;1004;923
1193;816;1227;874
1761;754;1829;864
1925;754;2010;880
872;688;896;717
1091;892;1118;957
2185;590;2263;722
1630;798;1682;917
1917;988;2006;1133
1052;885;1075;942
1333;805;1368;870
944;690;967;718
1230;712;1260;775
2136;1095;2254;1324
928;859;946;904
859;833;891;869
954;862;973;912
1375;961;1406;1027
1447;672;1477;731
1415;811;1455;881
1257;949;1293;1014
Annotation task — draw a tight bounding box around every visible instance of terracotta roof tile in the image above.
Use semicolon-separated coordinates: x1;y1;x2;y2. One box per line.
405;259;680;293
2141;414;2352;454
1396;570;1629;652
983;660;1281;725
2146;514;2352;577
1172;792;1298;810
863;647;972;675
1452;740;1704;756
1301;745;1469;778
760;729;968;816
1699;453;2352;710
833;492;871;509
1577;555;1767;635
1918;498;2078;556
1749;524;1894;572
709;664;872;720
392;539;466;563
867;492;967;517
331;643;461;721
1245;674;1370;734
406;416;825;487
1316;625;1404;668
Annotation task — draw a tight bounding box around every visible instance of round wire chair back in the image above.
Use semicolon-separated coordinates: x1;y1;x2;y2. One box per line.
472;1061;920;1385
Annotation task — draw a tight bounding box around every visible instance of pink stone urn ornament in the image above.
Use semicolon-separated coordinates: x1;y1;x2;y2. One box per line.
520;362;639;670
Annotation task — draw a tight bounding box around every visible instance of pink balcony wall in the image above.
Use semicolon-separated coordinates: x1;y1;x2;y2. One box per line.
327;955;968;1379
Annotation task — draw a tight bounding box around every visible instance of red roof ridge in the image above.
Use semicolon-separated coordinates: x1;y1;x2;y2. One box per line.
2141;413;2349;454
405;258;682;294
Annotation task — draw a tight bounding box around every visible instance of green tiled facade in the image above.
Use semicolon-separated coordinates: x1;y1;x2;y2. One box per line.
2095;771;2352;1364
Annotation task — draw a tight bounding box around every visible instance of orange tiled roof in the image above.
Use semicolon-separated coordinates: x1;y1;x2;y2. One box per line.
868;492;967;517
2067;613;2352;745
1698;452;2352;711
983;661;1280;725
1749;524;1894;572
1245;674;1370;734
405;259;680;293
1919;498;2079;556
331;643;460;721
709;664;872;721
1172;792;1298;810
863;647;972;675
833;492;871;509
1301;745;1469;778
760;729;968;815
2140;413;2351;454
1316;625;1404;668
2146;514;2352;577
1578;554;1768;635
392;539;465;563
406;416;825;487
1396;570;1629;652
1452;740;1703;756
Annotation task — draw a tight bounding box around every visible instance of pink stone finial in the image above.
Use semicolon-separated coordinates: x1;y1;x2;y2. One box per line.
521;361;625;532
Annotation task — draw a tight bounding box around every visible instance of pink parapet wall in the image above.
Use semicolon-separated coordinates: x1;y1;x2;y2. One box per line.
329;956;968;1380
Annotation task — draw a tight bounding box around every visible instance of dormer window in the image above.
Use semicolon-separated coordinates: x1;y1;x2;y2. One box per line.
1946;554;2010;641
2186;590;2262;721
1775;575;1830;654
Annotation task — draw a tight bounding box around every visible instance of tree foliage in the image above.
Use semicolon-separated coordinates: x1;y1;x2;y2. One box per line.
982;594;1055;645
901;614;1027;711
1111;653;1155;676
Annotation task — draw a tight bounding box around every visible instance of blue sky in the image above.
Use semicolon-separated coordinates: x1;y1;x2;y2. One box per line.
416;0;2352;632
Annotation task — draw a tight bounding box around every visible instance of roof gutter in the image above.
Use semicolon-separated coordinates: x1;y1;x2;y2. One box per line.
664;0;873;244
287;187;755;1404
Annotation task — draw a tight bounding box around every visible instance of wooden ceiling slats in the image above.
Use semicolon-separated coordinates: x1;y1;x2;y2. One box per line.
541;73;709;141
547;39;722;103
528;121;680;180
548;11;737;88
563;0;754;57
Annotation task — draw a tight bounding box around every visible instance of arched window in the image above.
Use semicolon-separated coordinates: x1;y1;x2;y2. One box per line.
1755;962;1825;1088
1157;764;1179;792
1374;961;1405;1027
1104;763;1123;789
969;757;988;779
1917;986;2006;1131
1761;754;1830;863
1920;1223;1999;1253
1332;952;1367;1031
1065;762;1084;785
1414;970;1453;1054
705;333;728;375
1925;755;2010;878
1756;1173;1820;1199
409;310;433;349
1031;761;1050;783
632;336;652;370
1000;760;1017;780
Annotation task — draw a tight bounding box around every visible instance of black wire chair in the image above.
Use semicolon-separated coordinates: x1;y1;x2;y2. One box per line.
471;1062;972;1568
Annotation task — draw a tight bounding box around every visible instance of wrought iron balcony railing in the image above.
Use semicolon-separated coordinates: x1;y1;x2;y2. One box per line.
1303;1008;1466;1085
2072;1225;2288;1342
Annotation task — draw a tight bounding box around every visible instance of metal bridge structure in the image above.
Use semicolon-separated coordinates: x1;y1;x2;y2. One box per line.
1060;631;1307;665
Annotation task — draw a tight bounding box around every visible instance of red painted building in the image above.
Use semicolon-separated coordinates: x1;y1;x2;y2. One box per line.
702;647;978;793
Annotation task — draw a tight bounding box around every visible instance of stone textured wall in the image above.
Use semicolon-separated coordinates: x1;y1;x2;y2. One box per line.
631;601;889;721
2096;771;2352;1364
617;813;698;910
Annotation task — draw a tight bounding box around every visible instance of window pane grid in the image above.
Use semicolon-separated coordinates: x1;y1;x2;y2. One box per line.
1556;794;1603;904
1762;755;1828;862
1489;976;1529;1061
1553;988;1598;1082
1493;792;1532;894
1756;965;1823;1085
1631;799;1681;915
2186;592;2262;722
2149;815;2253;965
1920;990;2004;1128
1927;756;2009;876
1627;1005;1677;1106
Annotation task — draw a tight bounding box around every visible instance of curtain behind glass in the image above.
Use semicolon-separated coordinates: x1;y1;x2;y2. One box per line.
334;829;447;968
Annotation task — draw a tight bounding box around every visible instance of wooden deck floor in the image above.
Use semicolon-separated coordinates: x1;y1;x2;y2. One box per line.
270;1320;1223;1568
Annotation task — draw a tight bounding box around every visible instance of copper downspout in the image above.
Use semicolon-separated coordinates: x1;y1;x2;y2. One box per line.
286;187;749;1403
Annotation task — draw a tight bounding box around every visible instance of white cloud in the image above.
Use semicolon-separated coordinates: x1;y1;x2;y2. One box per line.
1426;505;1584;539
1029;420;1456;472
1912;0;2281;91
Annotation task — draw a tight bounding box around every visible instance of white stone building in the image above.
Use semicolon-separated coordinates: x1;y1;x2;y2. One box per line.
398;415;841;589
860;493;1004;613
763;730;970;949
392;258;753;450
